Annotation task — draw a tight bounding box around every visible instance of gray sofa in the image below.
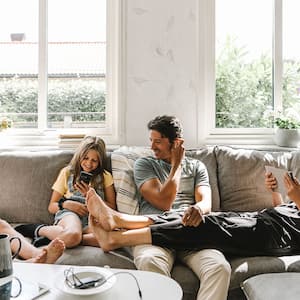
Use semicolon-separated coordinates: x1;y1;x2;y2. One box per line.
2;145;300;300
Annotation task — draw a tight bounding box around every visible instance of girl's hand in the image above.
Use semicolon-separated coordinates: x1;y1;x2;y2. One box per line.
74;181;90;197
265;172;278;192
63;200;88;217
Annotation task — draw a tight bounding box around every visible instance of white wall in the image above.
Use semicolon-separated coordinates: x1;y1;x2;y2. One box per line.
124;0;200;147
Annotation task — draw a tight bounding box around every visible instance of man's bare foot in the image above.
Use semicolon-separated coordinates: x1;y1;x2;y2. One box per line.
89;216;114;252
86;188;120;231
29;238;65;264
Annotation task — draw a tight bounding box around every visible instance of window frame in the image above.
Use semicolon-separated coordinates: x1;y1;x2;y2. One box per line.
1;0;123;147
198;0;283;146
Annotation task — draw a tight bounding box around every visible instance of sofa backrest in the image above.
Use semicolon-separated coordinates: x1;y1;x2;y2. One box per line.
185;148;220;211
0;150;112;224
215;146;300;212
1;150;74;223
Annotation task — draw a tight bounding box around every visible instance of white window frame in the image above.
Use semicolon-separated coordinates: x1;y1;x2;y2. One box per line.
2;0;123;148
198;0;283;146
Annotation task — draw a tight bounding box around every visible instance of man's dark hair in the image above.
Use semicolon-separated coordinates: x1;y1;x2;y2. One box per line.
147;115;183;143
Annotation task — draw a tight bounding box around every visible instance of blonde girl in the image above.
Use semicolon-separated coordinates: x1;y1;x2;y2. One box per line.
15;136;116;248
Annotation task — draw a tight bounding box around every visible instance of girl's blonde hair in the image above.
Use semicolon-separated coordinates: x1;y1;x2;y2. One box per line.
69;136;107;188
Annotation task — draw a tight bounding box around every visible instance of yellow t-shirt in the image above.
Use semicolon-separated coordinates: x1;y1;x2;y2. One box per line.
52;166;113;199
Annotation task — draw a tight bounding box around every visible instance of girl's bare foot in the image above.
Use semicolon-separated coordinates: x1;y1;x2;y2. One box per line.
86;188;120;231
29;238;65;264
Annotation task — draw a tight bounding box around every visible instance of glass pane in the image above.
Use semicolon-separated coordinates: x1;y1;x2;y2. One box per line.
48;0;106;129
282;0;300;122
0;0;38;129
215;0;273;128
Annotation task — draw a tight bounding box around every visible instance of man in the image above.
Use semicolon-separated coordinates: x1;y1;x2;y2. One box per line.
0;219;65;263
131;115;231;300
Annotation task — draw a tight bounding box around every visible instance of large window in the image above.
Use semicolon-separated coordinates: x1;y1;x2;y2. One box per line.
282;0;300;116
216;0;273;129
0;0;120;145
202;0;300;143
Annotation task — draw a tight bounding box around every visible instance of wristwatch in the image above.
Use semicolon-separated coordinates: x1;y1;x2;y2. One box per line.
58;197;66;210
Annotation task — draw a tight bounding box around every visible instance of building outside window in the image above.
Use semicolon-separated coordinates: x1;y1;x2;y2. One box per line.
0;0;120;146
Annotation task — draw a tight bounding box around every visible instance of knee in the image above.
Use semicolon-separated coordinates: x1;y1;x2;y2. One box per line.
134;252;171;276
61;231;82;248
204;259;231;280
214;259;231;278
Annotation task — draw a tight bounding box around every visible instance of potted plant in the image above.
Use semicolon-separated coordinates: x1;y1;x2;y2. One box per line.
0;117;13;131
273;108;300;147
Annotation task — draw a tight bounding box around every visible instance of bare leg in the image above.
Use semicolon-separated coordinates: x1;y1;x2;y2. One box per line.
38;215;82;248
0;219;65;263
1;219;41;259
27;238;65;264
86;188;153;231
89;216;152;251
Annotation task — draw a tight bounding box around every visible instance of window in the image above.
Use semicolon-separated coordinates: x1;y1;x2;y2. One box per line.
282;0;300;115
200;0;300;144
0;0;120;146
216;0;272;129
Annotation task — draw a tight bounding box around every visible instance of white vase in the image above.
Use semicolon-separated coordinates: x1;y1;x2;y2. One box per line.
274;128;300;147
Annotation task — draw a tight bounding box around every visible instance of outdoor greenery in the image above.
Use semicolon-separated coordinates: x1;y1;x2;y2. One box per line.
1;37;300;130
0;78;106;127
216;37;300;128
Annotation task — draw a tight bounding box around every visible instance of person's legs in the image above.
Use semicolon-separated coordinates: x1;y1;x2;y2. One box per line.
81;226;99;247
26;239;65;264
86;188;153;230
0;219;65;263
178;249;231;300
88;215;152;251
38;215;82;248
132;245;175;277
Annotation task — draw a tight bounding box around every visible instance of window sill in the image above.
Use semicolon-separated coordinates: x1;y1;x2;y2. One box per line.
0;130;120;152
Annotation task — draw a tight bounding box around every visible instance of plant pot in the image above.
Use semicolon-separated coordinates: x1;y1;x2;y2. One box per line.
274;128;300;148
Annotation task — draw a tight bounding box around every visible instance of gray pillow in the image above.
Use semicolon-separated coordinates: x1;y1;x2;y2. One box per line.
215;146;300;212
0;150;73;223
186;147;220;211
241;273;300;300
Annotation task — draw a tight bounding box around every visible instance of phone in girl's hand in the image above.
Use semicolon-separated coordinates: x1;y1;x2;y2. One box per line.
79;171;93;184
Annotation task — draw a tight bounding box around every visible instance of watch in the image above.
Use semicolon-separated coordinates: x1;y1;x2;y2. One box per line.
58;197;66;210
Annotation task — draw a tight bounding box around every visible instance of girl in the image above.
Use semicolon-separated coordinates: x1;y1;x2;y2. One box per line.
16;136;116;248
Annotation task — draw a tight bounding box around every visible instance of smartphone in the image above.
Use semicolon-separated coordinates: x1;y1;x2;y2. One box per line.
79;171;93;184
288;171;295;183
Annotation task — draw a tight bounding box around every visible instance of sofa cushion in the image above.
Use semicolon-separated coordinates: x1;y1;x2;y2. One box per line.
214;146;300;212
56;246;136;269
0;150;73;224
229;255;300;290
112;147;154;214
186;147;220;211
241;272;300;300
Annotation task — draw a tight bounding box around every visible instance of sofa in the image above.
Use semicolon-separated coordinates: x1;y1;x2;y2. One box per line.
2;145;300;300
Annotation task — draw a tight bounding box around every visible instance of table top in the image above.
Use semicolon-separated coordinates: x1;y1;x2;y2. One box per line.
13;262;183;300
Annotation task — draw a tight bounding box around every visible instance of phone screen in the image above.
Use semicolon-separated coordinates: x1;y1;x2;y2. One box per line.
79;171;93;184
